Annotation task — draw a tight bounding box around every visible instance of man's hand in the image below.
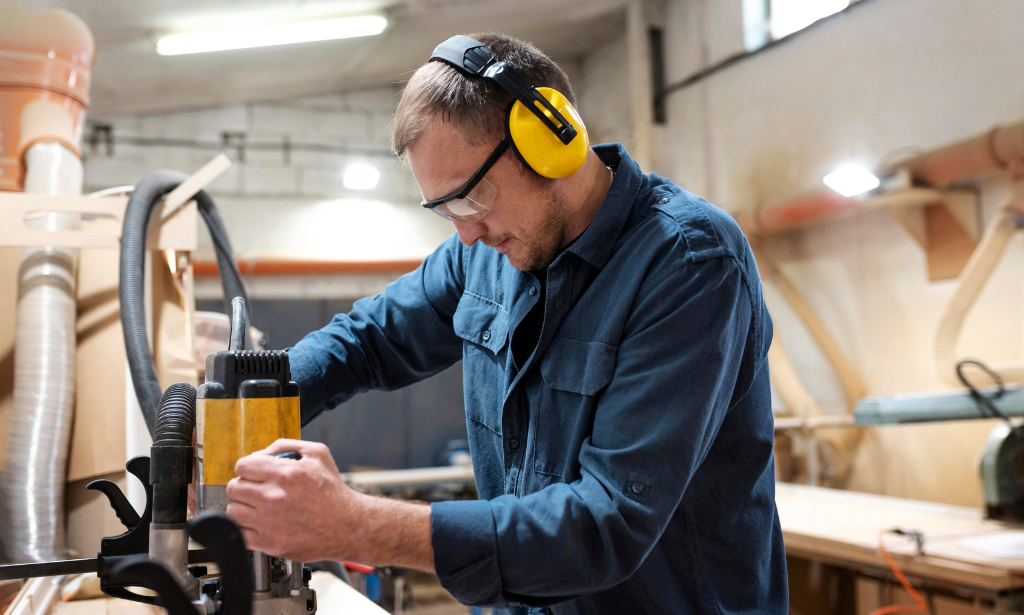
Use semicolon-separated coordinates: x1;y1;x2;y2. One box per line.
225;439;435;571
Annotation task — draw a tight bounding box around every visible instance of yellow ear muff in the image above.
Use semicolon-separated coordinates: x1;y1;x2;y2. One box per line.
508;87;589;179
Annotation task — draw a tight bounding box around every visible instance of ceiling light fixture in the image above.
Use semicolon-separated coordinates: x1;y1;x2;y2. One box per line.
823;162;880;197
156;15;388;56
343;162;380;191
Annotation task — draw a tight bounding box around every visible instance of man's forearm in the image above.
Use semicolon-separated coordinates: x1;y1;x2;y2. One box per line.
349;493;435;572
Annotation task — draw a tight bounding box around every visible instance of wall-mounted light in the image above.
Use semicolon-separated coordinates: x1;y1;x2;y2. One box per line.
343;162;380;191
823;163;880;197
156;15;387;56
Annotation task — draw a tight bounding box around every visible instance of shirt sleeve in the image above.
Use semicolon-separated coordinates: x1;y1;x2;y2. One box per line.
287;233;466;425
430;253;767;608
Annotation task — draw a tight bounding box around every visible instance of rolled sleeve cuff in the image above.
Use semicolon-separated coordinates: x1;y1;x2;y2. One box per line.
431;500;506;608
285;347;326;426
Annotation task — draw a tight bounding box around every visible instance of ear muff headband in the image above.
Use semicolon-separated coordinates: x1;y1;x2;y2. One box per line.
429;35;589;178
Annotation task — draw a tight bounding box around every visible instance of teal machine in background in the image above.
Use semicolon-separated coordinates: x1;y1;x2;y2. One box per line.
855;384;1024;522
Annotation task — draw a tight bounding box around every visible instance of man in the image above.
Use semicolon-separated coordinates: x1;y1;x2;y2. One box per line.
225;33;787;614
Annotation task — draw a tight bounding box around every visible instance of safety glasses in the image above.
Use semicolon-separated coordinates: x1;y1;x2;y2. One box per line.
421;139;508;222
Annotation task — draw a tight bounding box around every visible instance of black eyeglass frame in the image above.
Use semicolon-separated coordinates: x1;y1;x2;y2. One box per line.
421;139;509;211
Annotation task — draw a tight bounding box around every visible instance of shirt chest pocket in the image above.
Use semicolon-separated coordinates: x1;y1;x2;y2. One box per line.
540;337;617;395
453;293;509;433
534;337;617;480
453;292;509;354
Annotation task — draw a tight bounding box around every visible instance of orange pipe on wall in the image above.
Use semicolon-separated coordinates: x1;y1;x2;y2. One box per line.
885;120;1024;187
740;119;1024;235
193;259;424;277
0;8;95;192
734;189;858;235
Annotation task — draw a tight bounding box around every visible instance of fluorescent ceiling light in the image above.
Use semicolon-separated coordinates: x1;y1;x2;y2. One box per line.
343;163;380;191
156;15;387;56
823;163;880;197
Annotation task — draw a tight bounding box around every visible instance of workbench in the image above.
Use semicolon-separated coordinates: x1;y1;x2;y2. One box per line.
777;483;1024;613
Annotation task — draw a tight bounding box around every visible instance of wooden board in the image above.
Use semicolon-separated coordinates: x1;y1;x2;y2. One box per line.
777;483;1024;591
0;194;196;251
68;248;126;482
0;248;19;470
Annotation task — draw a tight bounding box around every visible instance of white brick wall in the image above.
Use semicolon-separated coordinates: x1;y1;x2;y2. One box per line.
249;105;322;143
83;85;418;202
82;85;443;262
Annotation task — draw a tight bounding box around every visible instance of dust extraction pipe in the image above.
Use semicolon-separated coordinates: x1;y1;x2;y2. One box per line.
886;120;1024;187
918;125;1024;385
754;244;865;484
119;171;252;434
737;119;1024;235
934;183;1024;386
0;8;95;563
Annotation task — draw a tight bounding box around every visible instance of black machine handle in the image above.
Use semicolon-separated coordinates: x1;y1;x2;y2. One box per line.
91;456;153;557
88;455;160;604
110;560;195;614
88;479;141;529
274;451;302;460
113;514;253;615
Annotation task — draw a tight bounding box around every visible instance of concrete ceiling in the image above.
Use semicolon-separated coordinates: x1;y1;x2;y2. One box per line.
11;0;627;115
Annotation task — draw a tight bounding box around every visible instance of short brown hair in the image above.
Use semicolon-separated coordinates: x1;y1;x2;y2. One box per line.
392;32;576;159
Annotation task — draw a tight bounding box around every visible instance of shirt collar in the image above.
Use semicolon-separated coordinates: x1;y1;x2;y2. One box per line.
561;143;643;270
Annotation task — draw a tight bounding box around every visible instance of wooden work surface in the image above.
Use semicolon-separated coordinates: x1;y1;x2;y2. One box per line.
776;483;1024;592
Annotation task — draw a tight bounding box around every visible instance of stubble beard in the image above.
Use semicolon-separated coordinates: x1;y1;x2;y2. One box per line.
504;192;570;272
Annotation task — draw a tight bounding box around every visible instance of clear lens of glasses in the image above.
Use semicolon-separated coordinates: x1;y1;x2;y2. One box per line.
432;177;497;222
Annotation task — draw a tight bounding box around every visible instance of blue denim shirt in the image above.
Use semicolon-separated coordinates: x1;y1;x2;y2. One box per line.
288;144;787;614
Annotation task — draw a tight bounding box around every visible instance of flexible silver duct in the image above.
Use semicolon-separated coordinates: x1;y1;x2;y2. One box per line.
1;141;82;563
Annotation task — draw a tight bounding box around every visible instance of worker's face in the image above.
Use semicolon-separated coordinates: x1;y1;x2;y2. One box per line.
408;115;570;271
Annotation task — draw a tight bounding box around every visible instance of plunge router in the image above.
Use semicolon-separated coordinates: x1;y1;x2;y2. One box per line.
196;298;311;615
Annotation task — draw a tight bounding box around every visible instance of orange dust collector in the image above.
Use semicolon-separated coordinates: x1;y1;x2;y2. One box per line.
0;8;95;192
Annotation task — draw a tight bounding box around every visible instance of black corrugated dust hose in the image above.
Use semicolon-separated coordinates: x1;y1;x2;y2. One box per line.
151;383;196;526
120;170;251;436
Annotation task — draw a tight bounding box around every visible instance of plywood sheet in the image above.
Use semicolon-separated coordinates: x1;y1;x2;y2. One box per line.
69;249;126;482
69;249;196;483
0;248;19;471
151;251;196;390
777;482;1024;591
0;194;196;250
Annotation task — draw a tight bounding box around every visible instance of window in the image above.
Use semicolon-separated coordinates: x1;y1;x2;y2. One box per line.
771;0;849;39
744;0;854;52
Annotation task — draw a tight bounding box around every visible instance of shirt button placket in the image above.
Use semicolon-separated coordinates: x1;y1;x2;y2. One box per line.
507;437;522;495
